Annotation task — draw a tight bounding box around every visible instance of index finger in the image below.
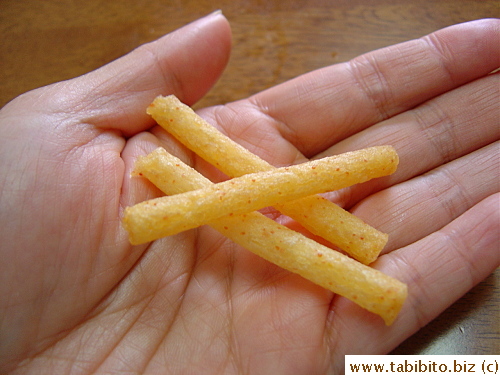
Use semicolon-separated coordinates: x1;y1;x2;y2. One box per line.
207;19;499;159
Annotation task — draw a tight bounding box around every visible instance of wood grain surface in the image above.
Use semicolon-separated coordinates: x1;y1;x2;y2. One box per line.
1;0;498;356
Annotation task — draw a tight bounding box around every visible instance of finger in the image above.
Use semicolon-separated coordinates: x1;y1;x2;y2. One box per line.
262;18;500;157
10;11;232;137
355;142;499;253
206;19;499;159
321;71;500;208
327;193;499;363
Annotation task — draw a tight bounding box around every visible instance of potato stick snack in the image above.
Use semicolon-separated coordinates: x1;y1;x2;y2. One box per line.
147;95;389;264
131;147;407;325
123;146;398;245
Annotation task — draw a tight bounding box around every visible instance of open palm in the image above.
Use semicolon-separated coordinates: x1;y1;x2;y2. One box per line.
0;14;498;375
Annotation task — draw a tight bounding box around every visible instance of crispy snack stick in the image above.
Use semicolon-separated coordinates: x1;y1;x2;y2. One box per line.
130;147;407;325
123;146;398;245
147;95;390;264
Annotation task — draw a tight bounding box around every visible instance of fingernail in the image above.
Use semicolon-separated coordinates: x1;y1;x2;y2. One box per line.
207;9;223;17
189;10;225;29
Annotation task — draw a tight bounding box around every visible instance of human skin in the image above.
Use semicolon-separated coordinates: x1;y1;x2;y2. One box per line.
0;12;498;375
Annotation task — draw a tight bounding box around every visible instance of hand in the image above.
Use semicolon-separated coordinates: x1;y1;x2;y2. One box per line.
0;13;498;374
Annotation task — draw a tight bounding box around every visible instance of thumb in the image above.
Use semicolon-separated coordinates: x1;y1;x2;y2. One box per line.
10;11;232;137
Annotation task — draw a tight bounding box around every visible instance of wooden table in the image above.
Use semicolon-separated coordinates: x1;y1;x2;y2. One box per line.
1;0;498;356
